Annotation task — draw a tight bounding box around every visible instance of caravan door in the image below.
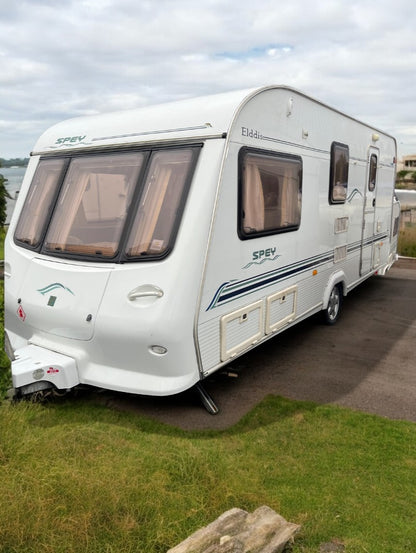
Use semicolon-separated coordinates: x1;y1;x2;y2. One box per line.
360;147;379;276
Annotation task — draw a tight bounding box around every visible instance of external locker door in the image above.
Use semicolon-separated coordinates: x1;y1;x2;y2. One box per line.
265;285;297;334
220;300;264;362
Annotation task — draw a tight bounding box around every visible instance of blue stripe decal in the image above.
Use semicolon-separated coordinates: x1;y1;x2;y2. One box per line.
206;233;388;310
347;188;363;202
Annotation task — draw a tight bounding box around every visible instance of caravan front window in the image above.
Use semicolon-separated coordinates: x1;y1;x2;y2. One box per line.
44;153;144;258
125;149;193;257
238;148;302;239
14;146;199;262
14;158;67;248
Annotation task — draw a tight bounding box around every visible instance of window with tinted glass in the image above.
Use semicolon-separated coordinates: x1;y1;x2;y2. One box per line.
329;142;349;204
14;158;68;248
238;148;302;239
14;146;199;261
44;152;144;258
368;154;377;191
125;149;194;258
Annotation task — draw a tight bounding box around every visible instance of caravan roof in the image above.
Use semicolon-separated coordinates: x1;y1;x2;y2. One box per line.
32;87;259;154
32;84;396;157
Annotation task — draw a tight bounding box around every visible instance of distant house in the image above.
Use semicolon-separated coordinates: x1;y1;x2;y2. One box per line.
398;154;416;172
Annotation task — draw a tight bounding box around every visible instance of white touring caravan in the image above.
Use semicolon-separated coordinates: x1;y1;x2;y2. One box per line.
4;86;399;413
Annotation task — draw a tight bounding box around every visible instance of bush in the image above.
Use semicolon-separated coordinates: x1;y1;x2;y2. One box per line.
0;361;11;401
398;226;416;257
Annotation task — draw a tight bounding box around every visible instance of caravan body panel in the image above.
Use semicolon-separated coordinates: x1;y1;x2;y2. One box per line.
195;87;397;376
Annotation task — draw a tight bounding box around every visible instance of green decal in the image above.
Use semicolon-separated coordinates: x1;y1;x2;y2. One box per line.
38;283;74;296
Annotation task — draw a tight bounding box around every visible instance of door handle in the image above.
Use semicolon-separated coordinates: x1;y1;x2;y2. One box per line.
127;284;164;302
372;198;376;208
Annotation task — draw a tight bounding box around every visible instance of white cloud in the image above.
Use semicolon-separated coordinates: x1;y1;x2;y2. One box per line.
0;0;415;157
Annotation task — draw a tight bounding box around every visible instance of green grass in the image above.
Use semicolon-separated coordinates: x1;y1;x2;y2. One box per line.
0;396;415;553
1;227;415;553
398;225;416;257
0;280;11;396
1;228;11;395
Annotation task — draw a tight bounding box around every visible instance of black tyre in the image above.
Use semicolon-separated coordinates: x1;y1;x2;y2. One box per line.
323;284;342;325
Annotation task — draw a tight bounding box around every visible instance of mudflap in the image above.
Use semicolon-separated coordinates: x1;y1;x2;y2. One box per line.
12;345;79;395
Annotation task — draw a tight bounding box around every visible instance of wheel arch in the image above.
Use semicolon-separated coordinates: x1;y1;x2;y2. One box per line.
322;270;347;310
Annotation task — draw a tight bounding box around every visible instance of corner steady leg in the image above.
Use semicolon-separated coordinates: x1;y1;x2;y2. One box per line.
195;382;219;415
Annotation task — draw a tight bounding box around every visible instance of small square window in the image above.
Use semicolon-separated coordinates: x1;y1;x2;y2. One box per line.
329;142;349;204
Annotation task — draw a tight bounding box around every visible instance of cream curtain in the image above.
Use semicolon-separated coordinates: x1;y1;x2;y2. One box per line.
243;162;265;233
126;149;193;257
14;160;65;246
280;167;298;226
21;173;58;245
47;168;89;247
130;166;172;254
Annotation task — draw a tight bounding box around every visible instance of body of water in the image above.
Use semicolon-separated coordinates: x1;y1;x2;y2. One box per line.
1;166;26;224
1;166;26;195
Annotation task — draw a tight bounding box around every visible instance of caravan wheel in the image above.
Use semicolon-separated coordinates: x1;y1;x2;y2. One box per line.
323;284;342;325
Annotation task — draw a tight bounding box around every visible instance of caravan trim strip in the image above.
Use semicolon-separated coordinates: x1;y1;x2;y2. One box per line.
207;231;388;310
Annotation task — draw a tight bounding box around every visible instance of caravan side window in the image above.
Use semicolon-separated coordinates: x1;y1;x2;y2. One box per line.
329;142;349;204
238;148;302;239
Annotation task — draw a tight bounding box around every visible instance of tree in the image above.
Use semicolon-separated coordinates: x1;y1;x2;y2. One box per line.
0;161;8;227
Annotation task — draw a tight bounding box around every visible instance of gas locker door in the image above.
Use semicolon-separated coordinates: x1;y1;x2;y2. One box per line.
15;257;112;340
360;147;379;276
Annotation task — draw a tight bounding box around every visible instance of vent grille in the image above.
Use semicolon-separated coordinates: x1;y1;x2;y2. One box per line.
335;217;349;233
334;245;347;263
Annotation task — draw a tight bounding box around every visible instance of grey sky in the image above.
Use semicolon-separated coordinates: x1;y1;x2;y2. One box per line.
1;0;415;158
